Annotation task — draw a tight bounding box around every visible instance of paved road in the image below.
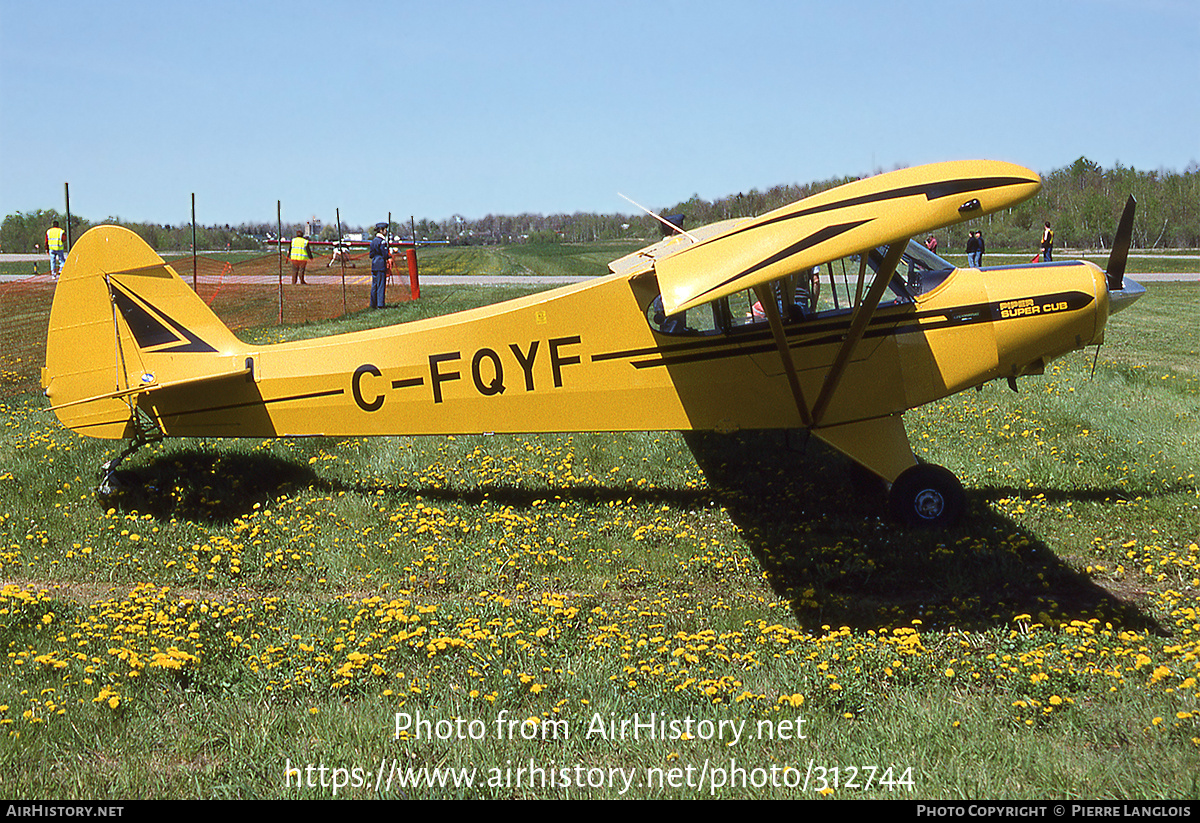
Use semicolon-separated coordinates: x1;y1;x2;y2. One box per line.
3;272;1196;285
0;271;596;285
1;251;1196;285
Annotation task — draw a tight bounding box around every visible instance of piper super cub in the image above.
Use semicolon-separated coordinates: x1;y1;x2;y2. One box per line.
42;160;1144;526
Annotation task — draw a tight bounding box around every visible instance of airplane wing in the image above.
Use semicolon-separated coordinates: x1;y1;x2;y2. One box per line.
607;217;747;278
653;160;1041;315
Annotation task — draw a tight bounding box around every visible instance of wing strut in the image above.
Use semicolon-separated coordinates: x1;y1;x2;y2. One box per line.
811;241;907;426
753;282;813;428
854;253;868;306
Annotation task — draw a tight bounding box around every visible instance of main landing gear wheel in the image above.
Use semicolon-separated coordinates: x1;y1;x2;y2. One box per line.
888;464;965;528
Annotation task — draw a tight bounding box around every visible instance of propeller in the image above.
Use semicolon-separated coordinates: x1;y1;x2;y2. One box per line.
1106;195;1145;315
1106;195;1136;291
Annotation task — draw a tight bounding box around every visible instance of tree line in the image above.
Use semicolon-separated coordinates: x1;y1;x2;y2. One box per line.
4;158;1198;255
0;210;266;255
646;157;1200;253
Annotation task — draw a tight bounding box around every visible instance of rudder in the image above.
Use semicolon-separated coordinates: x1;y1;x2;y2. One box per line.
43;226;246;439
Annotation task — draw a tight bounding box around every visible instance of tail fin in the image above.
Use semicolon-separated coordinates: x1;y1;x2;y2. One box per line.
43;226;247;439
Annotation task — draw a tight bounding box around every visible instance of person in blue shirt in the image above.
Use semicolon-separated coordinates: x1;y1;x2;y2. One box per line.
369;222;389;308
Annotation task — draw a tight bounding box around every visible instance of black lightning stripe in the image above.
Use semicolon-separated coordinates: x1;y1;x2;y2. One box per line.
690;220;870;303
110;283;218;353
725;176;1037;238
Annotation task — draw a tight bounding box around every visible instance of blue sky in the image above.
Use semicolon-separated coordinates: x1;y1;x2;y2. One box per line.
2;0;1197;228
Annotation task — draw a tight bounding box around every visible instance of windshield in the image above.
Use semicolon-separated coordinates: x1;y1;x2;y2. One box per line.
864;240;955;297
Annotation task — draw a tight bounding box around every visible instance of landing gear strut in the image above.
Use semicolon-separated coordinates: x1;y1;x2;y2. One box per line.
97;408;162;496
888;464;964;528
98;437;148;496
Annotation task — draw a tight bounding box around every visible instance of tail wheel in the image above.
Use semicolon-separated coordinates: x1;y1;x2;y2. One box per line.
888;464;964;528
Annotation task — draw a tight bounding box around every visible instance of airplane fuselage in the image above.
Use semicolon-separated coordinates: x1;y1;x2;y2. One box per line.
141;259;1109;445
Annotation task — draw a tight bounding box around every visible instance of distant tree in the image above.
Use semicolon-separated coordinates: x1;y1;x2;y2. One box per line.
0;209;89;253
8;159;1200;255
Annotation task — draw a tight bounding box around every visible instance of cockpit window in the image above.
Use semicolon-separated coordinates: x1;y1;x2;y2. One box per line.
646;295;723;336
645;239;956;337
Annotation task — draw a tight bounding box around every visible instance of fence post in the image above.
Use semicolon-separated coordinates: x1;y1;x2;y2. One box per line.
277;201;283;324
191;193;198;291
337;207;347;316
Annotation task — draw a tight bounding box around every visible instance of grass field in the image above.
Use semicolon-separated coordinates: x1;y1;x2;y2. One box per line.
0;248;1196;798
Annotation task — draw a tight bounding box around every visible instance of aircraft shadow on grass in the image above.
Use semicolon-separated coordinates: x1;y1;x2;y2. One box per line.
104;434;1164;636
102;449;330;524
681;430;1166;636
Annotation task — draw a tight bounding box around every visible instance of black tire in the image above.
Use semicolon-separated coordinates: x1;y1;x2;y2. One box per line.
888;464;964;528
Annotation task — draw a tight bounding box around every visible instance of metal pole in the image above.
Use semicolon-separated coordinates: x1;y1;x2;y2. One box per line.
64;182;72;251
277;201;283;324
191;193;198;291
337;207;347;315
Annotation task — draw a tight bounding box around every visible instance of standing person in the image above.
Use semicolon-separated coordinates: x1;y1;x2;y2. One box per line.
46;220;66;277
965;231;980;268
1040;222;1054;262
925;235;938;254
369;222;389;309
289;228;312;284
976;230;985;267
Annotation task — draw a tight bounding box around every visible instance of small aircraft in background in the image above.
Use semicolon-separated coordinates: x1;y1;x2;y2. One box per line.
42;160;1143;526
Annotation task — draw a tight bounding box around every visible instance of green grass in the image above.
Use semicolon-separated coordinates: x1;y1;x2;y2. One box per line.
391;240;646;281
0;264;1196;798
234;284;552;346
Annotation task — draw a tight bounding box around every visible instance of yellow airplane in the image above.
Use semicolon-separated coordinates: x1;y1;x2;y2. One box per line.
41;160;1144;526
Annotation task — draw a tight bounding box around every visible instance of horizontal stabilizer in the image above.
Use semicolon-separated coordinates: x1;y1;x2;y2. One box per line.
48;364;253;413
